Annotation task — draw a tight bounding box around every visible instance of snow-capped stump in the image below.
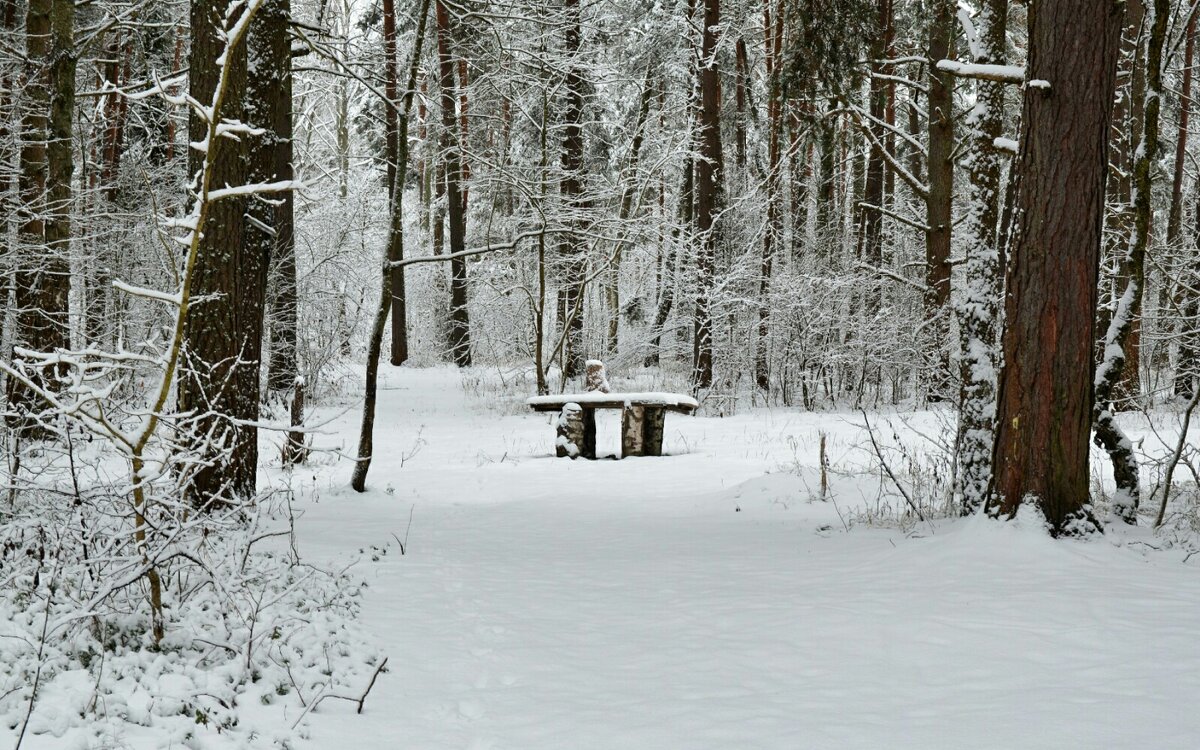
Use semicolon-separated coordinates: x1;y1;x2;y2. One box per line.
527;391;696;459
585;359;611;393
556;403;584;458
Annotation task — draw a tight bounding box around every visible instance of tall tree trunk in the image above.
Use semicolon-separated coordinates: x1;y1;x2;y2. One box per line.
858;0;892;313
7;0;69;430
1168;13;1195;247
815;99;837;264
692;0;722;389
605;70;653;356
645;157;692;368
45;0;73;346
991;0;1124;534
382;0;409;366
0;0;14;387
248;0;299;396
179;0;252;506
436;0;471;366
1173;15;1198;398
734;36;748;171
755;0;783;392
924;0;954;401
953;0;1008;514
351;0;431;492
1093;0;1168;524
558;0;586;379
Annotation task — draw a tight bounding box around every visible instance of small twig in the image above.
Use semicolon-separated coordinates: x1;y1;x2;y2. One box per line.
356;657;388;714
391;506;415;555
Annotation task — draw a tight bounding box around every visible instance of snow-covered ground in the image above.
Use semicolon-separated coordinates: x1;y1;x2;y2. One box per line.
288;367;1200;749
7;365;1200;749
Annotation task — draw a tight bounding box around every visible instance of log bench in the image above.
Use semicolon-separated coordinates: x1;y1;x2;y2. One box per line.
526;392;698;459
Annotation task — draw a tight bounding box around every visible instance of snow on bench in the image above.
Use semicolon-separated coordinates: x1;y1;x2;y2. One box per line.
525;391;699;414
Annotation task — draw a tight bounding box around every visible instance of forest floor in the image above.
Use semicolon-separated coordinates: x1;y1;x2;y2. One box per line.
7;365;1200;749
282;366;1200;750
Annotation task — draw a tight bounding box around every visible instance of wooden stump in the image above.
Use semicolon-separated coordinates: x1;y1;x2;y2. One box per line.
283;377;307;466
643;407;666;456
556;403;583;458
621;404;646;457
582;407;597;459
585;359;611;392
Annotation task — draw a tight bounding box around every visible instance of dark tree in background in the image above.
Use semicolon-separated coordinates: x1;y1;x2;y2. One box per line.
692;0;722;389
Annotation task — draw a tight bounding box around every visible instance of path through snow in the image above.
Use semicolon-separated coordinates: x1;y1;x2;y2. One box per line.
272;367;1200;749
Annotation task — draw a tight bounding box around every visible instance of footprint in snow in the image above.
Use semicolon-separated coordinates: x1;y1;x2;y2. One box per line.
458;699;485;720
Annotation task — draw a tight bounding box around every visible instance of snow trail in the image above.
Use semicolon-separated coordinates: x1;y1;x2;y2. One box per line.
278;368;1200;750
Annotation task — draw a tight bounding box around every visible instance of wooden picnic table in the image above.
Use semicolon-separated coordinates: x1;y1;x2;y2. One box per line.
526;392;697;459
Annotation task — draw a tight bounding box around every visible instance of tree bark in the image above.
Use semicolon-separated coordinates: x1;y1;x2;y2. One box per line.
954;0;1008;514
180;0;253;506
1093;0;1168;523
351;0;432;492
858;0;892;315
558;0;586;379
756;0;784;392
692;0;722;389
924;0;954;400
991;0;1124;534
248;0;299;396
1173;16;1199;398
383;0;409;366
436;0;471;367
7;0;70;431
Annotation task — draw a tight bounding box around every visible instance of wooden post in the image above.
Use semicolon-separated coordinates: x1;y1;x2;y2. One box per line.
643;407;665;456
582;407;597;459
621;404;646;457
556;403;583;458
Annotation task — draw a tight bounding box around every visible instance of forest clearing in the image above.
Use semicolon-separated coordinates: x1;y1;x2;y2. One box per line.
8;366;1200;748
4;0;1200;746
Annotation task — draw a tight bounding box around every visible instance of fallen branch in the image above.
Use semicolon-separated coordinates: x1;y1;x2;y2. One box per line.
861;409;932;528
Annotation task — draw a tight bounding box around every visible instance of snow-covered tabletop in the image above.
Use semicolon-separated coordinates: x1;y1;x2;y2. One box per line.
526;391;698;413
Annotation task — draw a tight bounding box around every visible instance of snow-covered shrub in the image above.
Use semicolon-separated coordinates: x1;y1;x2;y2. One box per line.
0;471;383;747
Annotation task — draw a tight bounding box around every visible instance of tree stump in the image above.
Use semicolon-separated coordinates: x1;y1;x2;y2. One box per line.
283;376;307;466
556;403;583;458
585;359;611;393
643;407;666;456
621;404;646;457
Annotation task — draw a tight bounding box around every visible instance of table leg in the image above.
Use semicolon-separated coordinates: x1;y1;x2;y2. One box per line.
643;407;666;456
621;405;646;458
582;408;597;459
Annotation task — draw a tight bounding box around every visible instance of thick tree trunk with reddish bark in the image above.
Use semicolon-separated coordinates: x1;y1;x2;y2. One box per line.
990;0;1124;533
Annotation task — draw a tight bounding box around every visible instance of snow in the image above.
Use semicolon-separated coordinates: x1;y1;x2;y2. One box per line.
935;60;1025;83
6;366;1200;748
527;391;699;408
